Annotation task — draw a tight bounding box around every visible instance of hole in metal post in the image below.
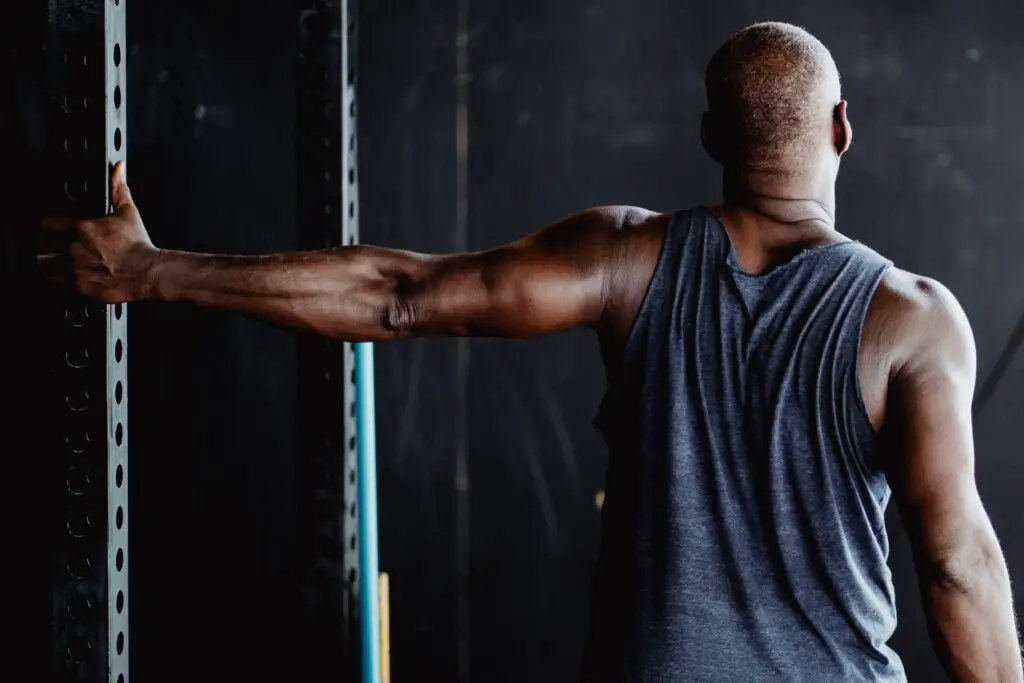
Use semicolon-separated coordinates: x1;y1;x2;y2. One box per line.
115;423;123;446
116;548;123;571
114;303;123;319
114;44;121;66
65;348;90;369
66;552;92;579
114;86;122;109
66;512;92;538
116;506;123;529
66;390;90;412
65;306;89;326
67;636;92;662
67;432;91;454
66;467;92;494
116;590;124;613
114;128;122;151
116;464;123;488
116;632;124;655
115;381;123;404
115;339;123;362
66;594;94;620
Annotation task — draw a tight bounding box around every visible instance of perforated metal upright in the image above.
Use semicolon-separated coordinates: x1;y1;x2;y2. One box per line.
45;0;129;681
296;0;361;677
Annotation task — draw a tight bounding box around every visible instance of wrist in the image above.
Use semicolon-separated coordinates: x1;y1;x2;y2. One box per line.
137;247;171;302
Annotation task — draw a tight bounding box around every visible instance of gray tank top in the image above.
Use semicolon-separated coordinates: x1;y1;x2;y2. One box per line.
583;207;906;682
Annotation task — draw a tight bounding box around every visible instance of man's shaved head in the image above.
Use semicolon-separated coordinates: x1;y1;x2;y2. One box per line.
704;22;843;173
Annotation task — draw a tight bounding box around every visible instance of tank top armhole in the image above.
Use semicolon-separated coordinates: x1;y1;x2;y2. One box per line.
621;209;692;361
851;261;893;453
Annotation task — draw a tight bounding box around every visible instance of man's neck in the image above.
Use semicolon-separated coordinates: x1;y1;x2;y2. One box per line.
721;166;837;229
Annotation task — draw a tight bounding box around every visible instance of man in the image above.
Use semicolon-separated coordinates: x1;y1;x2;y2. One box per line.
40;21;1021;683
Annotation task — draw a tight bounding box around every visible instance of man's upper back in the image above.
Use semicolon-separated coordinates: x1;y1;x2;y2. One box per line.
597;204;959;438
584;206;910;682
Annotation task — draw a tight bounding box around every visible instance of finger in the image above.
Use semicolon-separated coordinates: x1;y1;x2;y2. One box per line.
37;234;67;254
41;214;76;234
37;253;68;286
110;160;136;217
37;226;71;253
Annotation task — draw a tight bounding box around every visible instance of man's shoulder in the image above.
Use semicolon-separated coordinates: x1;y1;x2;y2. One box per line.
870;267;975;378
571;205;666;229
875;268;964;327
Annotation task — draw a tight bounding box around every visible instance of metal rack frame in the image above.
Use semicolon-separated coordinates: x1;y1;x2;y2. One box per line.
45;0;367;679
295;0;362;677
46;0;129;680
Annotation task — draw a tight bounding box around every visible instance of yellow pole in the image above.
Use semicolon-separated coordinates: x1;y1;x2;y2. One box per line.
379;573;391;683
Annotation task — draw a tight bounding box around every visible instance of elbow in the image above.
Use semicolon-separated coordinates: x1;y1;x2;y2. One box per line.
379;271;423;339
380;294;417;338
921;537;1005;595
925;556;977;594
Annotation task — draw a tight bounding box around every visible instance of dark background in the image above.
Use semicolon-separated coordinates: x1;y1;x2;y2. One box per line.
3;0;1023;681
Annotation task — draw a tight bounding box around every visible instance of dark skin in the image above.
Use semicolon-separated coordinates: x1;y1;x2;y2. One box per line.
40;99;1022;681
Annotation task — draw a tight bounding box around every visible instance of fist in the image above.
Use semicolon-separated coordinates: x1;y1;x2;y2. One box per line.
39;161;160;304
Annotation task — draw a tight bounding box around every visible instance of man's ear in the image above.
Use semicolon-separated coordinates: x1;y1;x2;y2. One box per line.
833;100;852;156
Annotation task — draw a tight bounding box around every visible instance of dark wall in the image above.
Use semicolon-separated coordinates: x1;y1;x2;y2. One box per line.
123;1;301;679
4;1;1021;682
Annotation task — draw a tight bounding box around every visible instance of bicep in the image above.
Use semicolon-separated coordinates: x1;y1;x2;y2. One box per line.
404;207;643;338
885;281;985;569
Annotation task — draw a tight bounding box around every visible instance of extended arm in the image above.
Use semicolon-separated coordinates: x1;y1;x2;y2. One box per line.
147;212;620;340
885;278;1022;682
40;163;651;341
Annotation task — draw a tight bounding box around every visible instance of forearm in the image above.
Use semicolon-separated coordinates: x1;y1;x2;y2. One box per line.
920;545;1023;682
145;246;421;340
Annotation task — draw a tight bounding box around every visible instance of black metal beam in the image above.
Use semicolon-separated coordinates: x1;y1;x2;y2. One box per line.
295;0;360;677
45;0;129;680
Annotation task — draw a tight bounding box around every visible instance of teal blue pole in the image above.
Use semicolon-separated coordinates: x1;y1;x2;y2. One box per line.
355;342;381;683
